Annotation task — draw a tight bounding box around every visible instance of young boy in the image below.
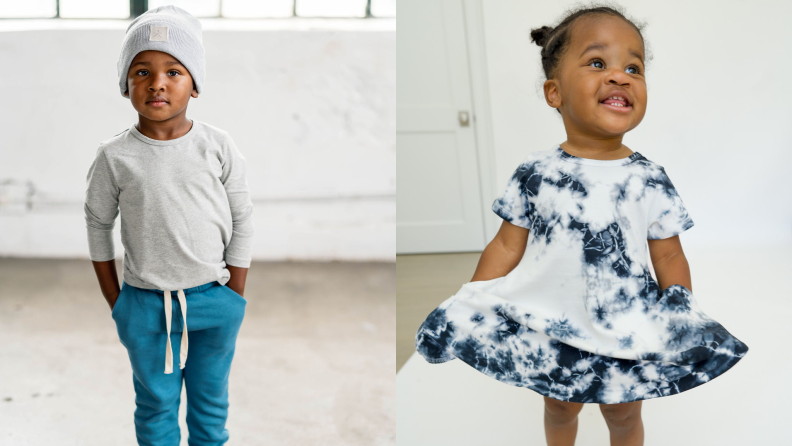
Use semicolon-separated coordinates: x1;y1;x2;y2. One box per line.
84;6;254;444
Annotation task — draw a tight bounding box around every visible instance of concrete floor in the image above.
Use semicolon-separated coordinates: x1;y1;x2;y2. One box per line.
0;258;395;446
397;244;791;445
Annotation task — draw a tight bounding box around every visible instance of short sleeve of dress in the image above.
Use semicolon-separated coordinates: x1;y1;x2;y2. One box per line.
646;167;695;239
491;159;538;229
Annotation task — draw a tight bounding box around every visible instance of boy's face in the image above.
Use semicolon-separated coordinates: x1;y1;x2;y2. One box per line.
125;50;198;122
544;15;647;138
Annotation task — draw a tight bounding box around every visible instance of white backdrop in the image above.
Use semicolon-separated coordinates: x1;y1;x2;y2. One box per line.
398;4;791;444
479;0;792;246
0;18;395;261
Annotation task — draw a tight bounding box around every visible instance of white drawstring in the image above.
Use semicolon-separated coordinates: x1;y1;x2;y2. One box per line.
163;289;188;374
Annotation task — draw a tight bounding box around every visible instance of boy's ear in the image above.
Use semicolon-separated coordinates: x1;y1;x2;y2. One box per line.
543;79;561;111
191;82;199;98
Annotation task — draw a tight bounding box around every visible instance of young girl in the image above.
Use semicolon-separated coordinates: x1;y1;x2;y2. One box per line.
415;5;748;446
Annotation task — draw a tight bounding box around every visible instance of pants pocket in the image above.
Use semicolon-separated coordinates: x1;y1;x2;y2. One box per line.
223;284;248;304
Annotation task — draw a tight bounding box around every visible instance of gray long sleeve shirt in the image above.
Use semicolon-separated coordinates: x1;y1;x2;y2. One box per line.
84;120;254;291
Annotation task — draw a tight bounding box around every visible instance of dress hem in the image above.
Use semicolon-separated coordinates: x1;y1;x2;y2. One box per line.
419;347;748;404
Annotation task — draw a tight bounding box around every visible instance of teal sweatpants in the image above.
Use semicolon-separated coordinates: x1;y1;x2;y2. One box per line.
112;280;247;446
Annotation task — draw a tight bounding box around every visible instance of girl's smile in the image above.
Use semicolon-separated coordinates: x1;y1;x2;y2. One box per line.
599;91;632;112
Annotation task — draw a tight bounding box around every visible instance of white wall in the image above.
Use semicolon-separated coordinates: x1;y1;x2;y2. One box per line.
479;0;792;246
0;19;395;261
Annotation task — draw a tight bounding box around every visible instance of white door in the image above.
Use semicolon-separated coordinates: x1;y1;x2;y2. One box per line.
397;0;485;254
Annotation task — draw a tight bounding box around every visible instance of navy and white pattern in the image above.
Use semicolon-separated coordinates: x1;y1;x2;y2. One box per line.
416;146;748;404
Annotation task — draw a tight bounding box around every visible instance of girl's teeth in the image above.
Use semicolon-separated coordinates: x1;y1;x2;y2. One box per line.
603;97;628;107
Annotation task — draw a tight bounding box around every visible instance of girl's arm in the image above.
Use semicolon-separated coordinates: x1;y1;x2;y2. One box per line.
647;235;692;290
92;260;120;310
471;220;530;281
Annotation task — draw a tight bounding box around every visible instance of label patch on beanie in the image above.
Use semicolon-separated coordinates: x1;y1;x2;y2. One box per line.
149;25;168;42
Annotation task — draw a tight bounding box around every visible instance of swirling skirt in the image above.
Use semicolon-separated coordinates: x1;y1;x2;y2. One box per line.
415;284;748;404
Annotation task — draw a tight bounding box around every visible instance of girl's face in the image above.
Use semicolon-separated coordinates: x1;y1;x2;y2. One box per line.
544;15;647;139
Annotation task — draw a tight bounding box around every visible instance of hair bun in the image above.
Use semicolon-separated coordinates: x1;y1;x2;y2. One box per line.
530;26;553;47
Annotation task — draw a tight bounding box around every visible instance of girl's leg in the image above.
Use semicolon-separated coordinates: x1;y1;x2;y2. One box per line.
182;284;247;446
599;401;643;446
544;396;584;446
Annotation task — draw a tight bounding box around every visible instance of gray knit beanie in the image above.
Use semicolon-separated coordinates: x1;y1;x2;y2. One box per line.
117;5;205;98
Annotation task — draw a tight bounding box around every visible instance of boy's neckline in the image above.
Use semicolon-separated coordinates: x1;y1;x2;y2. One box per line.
129;119;197;146
555;145;644;166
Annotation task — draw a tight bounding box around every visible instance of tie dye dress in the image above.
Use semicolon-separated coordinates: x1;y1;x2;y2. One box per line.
415;146;748;404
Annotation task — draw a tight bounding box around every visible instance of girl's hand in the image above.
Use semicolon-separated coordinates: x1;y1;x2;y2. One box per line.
647;235;692;291
470;220;529;282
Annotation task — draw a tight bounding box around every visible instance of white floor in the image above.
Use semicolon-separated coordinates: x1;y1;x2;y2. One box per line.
397;244;792;445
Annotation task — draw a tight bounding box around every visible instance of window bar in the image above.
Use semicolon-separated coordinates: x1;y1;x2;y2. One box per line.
130;0;148;18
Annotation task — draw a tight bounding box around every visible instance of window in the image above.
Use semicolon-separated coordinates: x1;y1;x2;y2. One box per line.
147;0;219;18
222;0;294;18
370;0;396;17
0;0;57;18
60;0;129;18
296;0;367;18
0;0;395;19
